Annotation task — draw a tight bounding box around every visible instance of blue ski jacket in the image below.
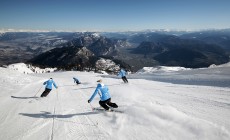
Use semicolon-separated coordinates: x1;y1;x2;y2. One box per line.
43;79;57;90
117;69;126;77
89;83;111;102
73;77;79;83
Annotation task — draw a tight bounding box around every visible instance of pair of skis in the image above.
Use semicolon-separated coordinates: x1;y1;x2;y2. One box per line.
92;108;124;113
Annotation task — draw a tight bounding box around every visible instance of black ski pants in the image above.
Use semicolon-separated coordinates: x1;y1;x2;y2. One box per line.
99;98;118;110
41;88;51;97
122;76;128;83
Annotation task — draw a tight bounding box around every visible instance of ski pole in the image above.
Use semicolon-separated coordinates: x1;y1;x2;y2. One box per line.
34;85;43;97
89;103;94;111
56;89;59;99
88;103;99;126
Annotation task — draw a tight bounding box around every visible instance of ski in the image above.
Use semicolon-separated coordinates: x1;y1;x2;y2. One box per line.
93;108;124;113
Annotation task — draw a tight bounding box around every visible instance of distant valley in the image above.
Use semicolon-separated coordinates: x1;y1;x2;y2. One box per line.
0;29;230;72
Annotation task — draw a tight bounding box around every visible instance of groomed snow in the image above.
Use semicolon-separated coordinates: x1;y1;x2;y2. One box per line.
0;63;230;140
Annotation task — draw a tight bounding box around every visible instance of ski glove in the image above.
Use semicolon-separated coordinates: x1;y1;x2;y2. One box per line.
88;100;90;103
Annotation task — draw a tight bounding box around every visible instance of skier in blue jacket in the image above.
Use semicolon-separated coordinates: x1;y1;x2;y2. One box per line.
88;79;118;111
117;68;128;83
40;78;58;97
73;77;81;85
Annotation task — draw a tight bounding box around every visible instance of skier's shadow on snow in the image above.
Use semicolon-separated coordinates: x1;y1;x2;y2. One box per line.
73;86;95;90
19;111;99;119
11;96;39;99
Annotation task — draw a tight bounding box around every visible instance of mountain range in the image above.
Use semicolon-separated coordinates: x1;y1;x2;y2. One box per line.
0;29;230;72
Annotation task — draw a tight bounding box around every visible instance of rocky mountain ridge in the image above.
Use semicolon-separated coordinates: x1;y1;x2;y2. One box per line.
1;30;230;72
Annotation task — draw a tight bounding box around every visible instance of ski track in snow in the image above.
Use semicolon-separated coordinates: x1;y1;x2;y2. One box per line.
0;68;230;140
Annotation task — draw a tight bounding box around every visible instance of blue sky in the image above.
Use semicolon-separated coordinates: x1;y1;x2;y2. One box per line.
0;0;230;31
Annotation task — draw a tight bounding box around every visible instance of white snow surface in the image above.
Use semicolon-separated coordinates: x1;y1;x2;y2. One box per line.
7;63;57;74
136;66;191;74
0;63;230;140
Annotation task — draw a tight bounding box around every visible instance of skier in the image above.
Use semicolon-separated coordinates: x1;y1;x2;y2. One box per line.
117;68;128;83
88;79;118;111
40;78;58;97
73;77;81;85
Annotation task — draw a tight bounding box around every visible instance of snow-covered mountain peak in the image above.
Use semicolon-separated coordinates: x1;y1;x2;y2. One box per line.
7;63;57;74
136;66;191;74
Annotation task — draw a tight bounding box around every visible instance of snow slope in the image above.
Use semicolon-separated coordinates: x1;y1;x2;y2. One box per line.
132;63;230;88
0;64;230;140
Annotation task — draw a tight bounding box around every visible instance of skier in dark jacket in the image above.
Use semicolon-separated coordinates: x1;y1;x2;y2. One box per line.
117;68;128;83
88;79;118;111
73;77;81;85
40;78;58;97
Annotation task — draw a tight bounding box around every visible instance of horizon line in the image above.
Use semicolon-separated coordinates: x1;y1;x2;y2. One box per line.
1;28;230;33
